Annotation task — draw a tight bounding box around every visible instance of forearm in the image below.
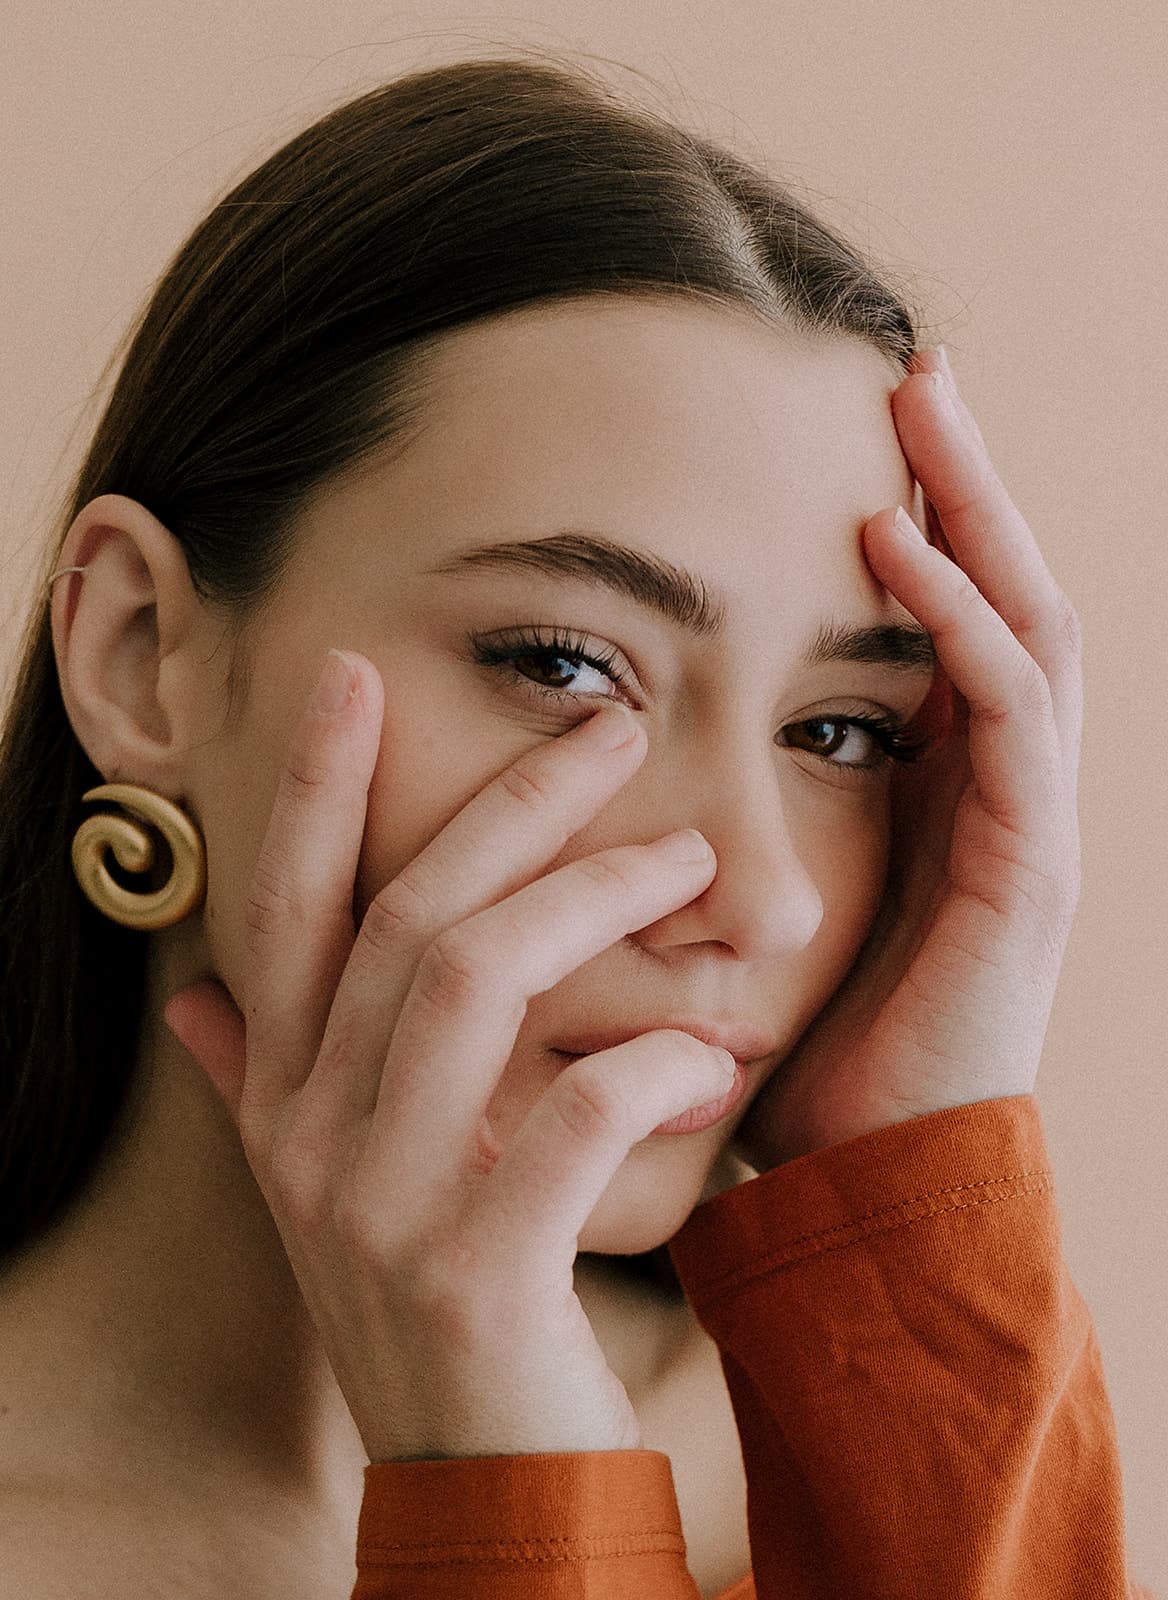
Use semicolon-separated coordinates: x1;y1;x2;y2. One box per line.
669;1095;1151;1600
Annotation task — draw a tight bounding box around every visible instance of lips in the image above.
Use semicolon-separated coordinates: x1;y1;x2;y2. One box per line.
551;1017;776;1065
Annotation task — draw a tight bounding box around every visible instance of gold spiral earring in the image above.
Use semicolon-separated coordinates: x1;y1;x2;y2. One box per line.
70;783;207;930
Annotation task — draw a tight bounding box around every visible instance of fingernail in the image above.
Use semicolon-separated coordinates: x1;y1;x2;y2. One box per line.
712;1048;738;1082
892;506;927;544
929;370;959;419
582;703;640;750
933;362;984;448
658;828;714;862
313;649;357;714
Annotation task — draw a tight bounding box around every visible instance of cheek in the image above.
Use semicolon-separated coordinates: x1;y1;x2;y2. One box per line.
804;793;892;975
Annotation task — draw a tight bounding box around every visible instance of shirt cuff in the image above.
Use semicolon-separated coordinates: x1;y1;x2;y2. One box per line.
356;1448;691;1581
668;1094;1053;1316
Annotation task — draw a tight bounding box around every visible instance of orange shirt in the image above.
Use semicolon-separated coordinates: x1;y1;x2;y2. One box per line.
351;1095;1155;1598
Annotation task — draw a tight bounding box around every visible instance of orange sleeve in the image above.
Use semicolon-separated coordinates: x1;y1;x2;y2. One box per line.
351;1447;702;1598
350;1094;1155;1600
666;1092;1154;1600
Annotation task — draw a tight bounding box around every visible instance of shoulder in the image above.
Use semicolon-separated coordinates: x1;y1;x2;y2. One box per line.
0;1475;198;1600
0;1480;83;1599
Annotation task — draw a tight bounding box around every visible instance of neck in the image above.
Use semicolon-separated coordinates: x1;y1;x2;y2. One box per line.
0;942;692;1507
1;960;365;1510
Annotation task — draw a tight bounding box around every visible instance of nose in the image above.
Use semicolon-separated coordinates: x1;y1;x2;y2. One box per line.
629;764;825;963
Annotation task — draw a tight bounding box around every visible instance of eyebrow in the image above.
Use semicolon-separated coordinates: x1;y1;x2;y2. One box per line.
425;531;936;674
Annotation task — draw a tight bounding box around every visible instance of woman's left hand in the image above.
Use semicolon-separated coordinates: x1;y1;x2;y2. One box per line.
731;348;1084;1171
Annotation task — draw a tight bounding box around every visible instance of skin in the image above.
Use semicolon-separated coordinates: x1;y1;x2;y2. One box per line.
2;296;1081;1591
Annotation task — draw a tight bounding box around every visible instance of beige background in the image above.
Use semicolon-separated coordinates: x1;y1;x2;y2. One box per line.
3;0;1165;1586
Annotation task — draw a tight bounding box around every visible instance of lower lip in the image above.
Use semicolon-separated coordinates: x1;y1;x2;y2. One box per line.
651;1057;749;1135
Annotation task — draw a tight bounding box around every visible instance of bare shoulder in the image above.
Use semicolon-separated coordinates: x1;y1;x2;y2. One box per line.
0;1477;199;1600
0;1470;363;1600
0;1480;92;1600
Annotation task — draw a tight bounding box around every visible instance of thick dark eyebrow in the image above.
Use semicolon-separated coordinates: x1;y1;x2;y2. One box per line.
425;531;936;674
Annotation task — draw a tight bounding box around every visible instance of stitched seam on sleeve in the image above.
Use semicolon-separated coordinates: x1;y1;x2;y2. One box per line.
357;1529;686;1566
687;1170;1054;1304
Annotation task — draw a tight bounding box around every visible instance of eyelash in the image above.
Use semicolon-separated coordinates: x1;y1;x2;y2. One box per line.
469;625;931;773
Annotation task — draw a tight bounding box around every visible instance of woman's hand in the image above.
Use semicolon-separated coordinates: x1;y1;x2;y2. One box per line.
732;348;1084;1171
161;667;730;1462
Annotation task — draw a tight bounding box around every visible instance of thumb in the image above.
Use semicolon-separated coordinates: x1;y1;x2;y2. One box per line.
163;978;248;1126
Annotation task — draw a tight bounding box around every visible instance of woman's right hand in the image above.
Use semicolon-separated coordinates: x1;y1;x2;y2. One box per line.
162;648;733;1463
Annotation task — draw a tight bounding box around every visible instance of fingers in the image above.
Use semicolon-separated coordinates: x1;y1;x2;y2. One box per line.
865;504;1070;847
163;978;248;1122
240;645;643;1127
356;830;721;1196
891;357;1083;781
461;1032;736;1267
292;697;652;1155
240;649;381;1135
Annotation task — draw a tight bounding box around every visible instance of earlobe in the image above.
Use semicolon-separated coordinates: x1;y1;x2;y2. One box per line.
49;494;204;785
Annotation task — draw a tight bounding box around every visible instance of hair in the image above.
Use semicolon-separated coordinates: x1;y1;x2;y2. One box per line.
0;51;919;1281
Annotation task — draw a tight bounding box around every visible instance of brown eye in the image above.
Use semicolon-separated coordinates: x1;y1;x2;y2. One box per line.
470;626;629;705
788;718;857;759
511;649;595;691
781;713;926;773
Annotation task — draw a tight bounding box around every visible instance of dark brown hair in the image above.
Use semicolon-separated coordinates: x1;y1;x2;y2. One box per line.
0;52;918;1272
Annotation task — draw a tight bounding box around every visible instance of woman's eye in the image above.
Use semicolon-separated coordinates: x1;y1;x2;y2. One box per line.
470;627;628;703
781;715;927;772
503;648;619;698
469;627;930;773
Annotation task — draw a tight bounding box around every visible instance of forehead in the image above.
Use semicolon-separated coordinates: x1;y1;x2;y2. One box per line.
358;297;917;623
423;291;902;447
391;296;912;559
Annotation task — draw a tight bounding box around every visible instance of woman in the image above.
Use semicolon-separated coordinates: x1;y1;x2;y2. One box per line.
0;52;1151;1600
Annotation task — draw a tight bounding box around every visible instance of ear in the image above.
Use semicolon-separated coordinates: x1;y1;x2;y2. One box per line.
48;493;218;788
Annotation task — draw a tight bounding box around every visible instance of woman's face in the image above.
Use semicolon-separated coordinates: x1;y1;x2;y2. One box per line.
189;296;932;1253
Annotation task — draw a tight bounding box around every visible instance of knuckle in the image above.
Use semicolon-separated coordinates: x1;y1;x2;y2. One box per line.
414;927;493;1014
360;871;437;953
555;1067;629;1143
279;749;334;804
497;759;557;816
243;854;303;944
571;850;634;895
